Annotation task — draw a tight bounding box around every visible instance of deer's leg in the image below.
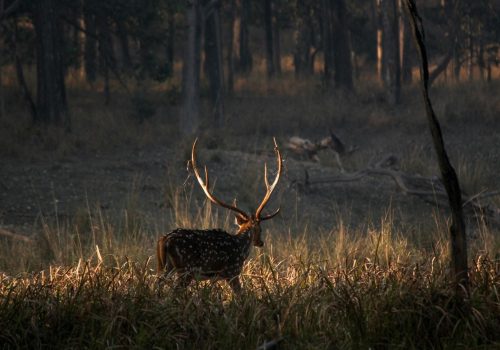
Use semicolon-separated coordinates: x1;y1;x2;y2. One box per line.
334;151;345;173
176;272;193;289
156;262;175;296
228;276;242;293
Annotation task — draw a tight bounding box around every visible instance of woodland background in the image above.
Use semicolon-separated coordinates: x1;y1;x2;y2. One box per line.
0;1;500;348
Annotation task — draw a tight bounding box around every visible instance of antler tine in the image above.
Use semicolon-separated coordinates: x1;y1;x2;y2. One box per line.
264;163;269;188
191;139;249;220
255;138;282;220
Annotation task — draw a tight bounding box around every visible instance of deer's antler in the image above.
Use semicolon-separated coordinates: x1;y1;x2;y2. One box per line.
191;139;249;220
255;138;282;221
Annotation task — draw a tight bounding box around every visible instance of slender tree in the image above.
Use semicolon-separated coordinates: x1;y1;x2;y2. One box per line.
204;0;224;127
400;0;412;83
264;0;275;78
332;0;353;90
33;0;70;128
165;9;175;78
96;14;114;105
233;0;252;73
83;0;97;84
321;0;334;87
227;0;236;94
116;19;132;73
293;1;312;76
381;0;400;105
272;0;282;75
180;0;201;135
404;0;469;295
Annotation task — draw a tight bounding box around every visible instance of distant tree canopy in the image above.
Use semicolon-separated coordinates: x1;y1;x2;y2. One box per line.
1;0;500;131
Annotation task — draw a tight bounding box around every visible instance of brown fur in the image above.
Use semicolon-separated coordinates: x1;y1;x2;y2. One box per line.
156;236;167;273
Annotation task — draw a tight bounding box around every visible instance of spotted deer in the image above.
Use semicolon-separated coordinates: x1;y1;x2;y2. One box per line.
157;138;282;292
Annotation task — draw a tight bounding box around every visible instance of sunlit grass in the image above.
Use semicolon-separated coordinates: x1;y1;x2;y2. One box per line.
1;65;500;348
0;192;499;349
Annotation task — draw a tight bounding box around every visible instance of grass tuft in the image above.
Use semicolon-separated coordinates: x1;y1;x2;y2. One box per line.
0;196;499;349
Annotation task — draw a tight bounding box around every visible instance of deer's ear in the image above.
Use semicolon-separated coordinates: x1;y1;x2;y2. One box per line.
235;215;247;226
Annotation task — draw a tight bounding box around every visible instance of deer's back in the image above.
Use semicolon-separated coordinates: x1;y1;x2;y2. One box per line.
161;228;247;278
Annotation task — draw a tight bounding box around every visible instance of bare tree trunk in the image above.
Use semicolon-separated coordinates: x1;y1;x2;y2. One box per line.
486;50;492;82
0;64;3;118
381;0;400;105
83;1;97;84
227;0;235;94
180;0;201;136
237;0;253;73
204;0;224;127
375;0;383;81
264;0;275;78
166;12;175;78
293;3;312;77
116;20;132;73
33;0;70;128
272;4;282;75
400;0;412;83
321;0;334;87
404;0;469;295
71;0;85;80
441;0;461;82
467;14;473;81
478;34;485;81
13;23;37;121
97;15;114;105
332;0;353;90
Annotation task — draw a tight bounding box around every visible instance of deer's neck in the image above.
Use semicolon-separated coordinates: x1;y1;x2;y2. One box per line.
236;227;253;258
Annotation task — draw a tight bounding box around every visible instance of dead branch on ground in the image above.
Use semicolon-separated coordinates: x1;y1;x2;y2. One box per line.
0;227;34;243
293;154;500;227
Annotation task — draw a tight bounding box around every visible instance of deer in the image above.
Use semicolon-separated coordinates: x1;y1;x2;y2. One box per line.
286;130;358;172
157;138;282;293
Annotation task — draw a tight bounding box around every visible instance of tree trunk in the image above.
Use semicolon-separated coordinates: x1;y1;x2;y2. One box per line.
293;4;312;77
467;14;473;81
375;0;383;81
264;0;275;78
204;0;224;127
400;0;412;83
404;0;469;295
14;23;37;121
381;0;400;105
442;0;461;82
33;0;70;128
478;34;485;81
227;0;235;94
238;0;252;73
97;15;114;105
180;0;201;136
332;0;353;90
0;64;3;119
83;1;97;84
116;20;132;73
272;4;282;75
71;0;85;80
166;12;175;78
321;0;334;87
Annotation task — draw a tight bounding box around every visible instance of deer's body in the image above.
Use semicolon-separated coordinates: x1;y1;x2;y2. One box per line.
157;227;255;290
157;139;281;293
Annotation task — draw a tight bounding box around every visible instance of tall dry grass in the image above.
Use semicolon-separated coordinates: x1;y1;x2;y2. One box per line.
0;190;499;349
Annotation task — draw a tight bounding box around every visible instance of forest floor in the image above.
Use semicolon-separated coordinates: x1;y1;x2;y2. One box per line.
1;80;500;246
1;80;500;349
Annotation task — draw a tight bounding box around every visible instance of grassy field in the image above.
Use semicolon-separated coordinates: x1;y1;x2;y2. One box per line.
1;75;500;349
0;195;499;349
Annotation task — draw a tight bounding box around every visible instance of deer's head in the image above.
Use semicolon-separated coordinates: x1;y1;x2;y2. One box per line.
191;138;282;248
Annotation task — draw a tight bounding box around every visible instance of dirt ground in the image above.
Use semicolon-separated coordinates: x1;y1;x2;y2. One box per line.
2;103;498;240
